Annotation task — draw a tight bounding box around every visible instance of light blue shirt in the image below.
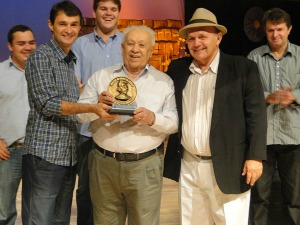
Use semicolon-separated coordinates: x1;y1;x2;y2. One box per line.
0;57;29;146
72;29;123;136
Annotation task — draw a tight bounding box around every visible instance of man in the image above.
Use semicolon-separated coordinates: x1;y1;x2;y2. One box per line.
248;8;300;225
71;1;122;224
22;1;115;225
0;24;36;225
163;8;267;225
77;25;178;225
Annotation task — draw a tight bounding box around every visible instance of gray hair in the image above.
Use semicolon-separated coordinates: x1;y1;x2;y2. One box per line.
122;25;156;47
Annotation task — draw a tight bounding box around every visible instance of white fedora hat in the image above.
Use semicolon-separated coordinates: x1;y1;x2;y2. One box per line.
179;8;227;39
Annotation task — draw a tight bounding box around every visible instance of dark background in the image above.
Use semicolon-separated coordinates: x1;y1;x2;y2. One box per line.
184;0;300;56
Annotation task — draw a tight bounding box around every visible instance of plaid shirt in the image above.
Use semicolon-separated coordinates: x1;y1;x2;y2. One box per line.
24;39;79;166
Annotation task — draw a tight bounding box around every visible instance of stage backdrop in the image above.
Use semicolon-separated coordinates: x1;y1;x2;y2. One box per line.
0;0;184;61
184;0;300;56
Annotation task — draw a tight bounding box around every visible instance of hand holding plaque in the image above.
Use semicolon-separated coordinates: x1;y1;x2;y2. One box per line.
107;77;137;115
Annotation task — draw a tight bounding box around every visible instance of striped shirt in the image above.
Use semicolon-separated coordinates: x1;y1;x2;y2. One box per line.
24;39;79;166
181;51;219;156
248;42;300;145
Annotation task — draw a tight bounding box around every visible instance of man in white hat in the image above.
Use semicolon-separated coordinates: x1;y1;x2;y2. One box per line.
164;8;267;225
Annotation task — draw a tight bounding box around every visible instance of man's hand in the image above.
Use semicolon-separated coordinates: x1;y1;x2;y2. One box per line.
98;91;115;105
266;92;280;104
242;160;263;186
0;139;10;160
94;103;119;120
133;107;155;126
279;87;296;108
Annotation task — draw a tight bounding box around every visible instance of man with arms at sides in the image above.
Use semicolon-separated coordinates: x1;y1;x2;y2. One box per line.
22;1;116;225
248;8;300;225
0;24;36;225
77;25;178;225
71;1;122;223
163;8;267;225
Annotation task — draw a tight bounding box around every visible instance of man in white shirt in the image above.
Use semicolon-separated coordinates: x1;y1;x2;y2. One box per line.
77;25;178;225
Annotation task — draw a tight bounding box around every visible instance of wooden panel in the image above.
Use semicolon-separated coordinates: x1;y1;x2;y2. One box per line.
118;19;129;28
83;17;95;26
143;19;153;28
153;20;168;29
128;20;143;26
166;19;182;29
156;29;165;41
149;55;163;71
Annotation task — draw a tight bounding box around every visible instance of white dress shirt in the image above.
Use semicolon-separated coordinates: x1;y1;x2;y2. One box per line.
181;51;220;156
77;63;178;153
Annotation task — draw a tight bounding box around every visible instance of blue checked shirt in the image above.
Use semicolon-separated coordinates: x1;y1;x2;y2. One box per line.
248;42;300;145
24;39;79;166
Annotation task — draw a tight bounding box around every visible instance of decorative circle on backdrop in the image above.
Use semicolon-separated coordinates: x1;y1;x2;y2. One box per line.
244;7;265;43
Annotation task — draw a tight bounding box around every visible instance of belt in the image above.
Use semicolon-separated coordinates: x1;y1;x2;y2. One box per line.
9;141;24;148
95;143;164;161
196;155;212;160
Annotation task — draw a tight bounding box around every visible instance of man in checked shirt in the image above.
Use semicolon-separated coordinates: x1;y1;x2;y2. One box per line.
22;1;116;225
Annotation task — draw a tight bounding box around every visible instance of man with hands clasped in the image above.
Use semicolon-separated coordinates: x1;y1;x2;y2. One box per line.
248;8;300;225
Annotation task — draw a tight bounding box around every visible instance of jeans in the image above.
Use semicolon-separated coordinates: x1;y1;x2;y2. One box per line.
76;135;93;225
22;154;76;225
249;145;300;225
0;146;22;225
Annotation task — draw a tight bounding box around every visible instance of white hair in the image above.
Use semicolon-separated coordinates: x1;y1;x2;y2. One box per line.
122;25;156;47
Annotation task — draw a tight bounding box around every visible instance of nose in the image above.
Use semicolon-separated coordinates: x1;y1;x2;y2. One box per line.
131;44;139;52
24;43;35;51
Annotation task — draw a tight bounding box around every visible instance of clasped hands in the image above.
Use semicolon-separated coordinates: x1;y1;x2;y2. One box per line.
97;91;155;125
266;86;296;108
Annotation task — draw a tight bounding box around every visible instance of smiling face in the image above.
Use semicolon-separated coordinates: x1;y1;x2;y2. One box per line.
122;29;153;75
265;20;291;52
8;30;36;70
48;11;81;54
93;0;119;36
186;26;222;68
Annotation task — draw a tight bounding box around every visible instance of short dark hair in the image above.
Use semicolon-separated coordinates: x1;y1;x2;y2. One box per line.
7;25;34;44
49;0;83;25
93;0;121;12
263;8;292;29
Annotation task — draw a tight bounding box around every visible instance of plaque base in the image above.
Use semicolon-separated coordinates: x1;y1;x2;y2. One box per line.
107;104;136;115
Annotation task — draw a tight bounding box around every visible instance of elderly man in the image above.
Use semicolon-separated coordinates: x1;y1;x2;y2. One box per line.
163;8;267;225
77;25;178;225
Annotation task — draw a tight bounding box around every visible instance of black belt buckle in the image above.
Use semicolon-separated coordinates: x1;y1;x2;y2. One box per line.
113;152;138;161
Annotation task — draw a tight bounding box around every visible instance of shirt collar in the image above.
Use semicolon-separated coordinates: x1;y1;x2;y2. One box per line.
8;56;24;72
113;63;150;77
189;49;220;75
49;39;77;63
94;28;118;42
262;42;293;57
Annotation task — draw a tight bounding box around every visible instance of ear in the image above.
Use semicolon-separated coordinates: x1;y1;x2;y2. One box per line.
288;25;292;35
216;32;223;46
7;42;13;52
48;20;54;32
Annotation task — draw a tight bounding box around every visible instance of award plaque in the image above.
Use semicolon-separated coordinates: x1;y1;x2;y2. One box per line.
107;77;137;115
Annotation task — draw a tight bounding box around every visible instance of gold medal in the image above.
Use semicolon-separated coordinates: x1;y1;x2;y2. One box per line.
108;77;137;105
